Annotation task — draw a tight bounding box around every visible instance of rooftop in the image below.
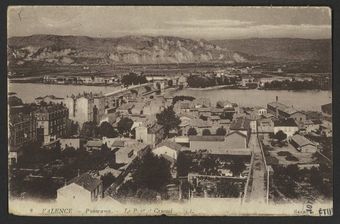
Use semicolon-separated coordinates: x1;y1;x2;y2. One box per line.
155;141;182;151
68;172;102;192
267;101;299;115
274;118;297;127
230;117;250;130
291;134;315;147
189;136;225;142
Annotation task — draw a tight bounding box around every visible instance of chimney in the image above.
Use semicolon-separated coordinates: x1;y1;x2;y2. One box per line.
276;96;278;102
77;169;80;177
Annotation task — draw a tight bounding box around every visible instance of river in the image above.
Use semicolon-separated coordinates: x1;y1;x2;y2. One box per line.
9;83;332;112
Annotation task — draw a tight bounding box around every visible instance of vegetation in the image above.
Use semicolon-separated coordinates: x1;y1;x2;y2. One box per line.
172;95;195;105
121;72;148;86
97;121;119;138
133;150;172;191
156;105;181;136
117;117;134;136
216;127;227;136
187;127;198;136
176;152;192;177
274;130;287;142
262;79;322;90
80;121;97;138
228;157;246;177
187;75;238;88
202;129;211;136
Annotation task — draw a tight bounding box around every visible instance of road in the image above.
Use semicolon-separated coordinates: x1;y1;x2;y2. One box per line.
247;134;267;204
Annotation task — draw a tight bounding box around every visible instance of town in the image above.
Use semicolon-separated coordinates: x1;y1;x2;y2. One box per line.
8;71;333;205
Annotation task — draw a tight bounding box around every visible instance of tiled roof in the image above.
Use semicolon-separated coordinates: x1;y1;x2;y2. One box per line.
230;117;250;130
291;134;315;147
274;118;297;127
267;102;299;115
321;103;332;115
86;140;102;147
156;141;182;151
189;136;225;142
68;173;102;192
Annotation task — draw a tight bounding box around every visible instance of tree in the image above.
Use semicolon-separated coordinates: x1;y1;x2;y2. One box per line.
172;95;195;105
274;130;287;142
101;173;116;190
156;106;181;136
121;73;148;86
310;167;323;189
80;121;97;138
176;152;192;176
132;150;171;191
117;117;134;136
187;127;198;136
202;129;211;136
97;121;118;138
216;127;227;136
229;157;246;177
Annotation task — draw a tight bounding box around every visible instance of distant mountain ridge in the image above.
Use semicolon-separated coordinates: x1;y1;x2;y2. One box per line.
7;35;331;66
211;38;331;62
7;34;249;66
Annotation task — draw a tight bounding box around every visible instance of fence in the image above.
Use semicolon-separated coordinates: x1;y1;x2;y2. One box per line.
257;134;270;204
241;151;254;203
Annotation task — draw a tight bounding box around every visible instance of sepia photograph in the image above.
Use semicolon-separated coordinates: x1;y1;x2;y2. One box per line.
7;6;332;216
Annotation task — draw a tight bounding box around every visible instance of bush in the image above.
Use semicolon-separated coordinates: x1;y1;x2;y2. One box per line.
286;155;299;161
277;151;291;157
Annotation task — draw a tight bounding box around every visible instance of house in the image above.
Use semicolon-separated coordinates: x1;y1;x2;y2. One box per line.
64;93;94;127
116;103;134;115
304;120;321;133
57;172;103;203
267;101;306;123
59;138;82;150
321;103;332;118
102;137;126;149
35;95;65;105
257;118;274;133
229;116;251;137
35;103;69;144
290;134;317;153
225;131;249;149
273;118;299;137
197;107;212;117
174;100;194;113
216;100;233;109
193;98;211;108
135;124;164;147
115;143;148;164
188;135;250;155
153;141;182;161
85;140;103;151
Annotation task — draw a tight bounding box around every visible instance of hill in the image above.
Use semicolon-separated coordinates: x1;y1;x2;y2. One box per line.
211;38;331;62
7;35;251;66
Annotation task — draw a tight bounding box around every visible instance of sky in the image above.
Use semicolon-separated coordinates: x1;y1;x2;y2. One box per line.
7;6;331;40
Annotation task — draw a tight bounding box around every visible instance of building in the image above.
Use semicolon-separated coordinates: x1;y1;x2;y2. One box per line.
59;138;82;150
115;143;148;164
85;140;103;152
135;123;164;147
273;118;299;137
8;112;37;164
64;93;95;127
321;103;332;119
35;103;68;144
57;172;103;203
267;101;306;124
290;134;317;153
35;95;65;105
153;141;182;161
257;118;274;133
304;120;321;133
229;117;251;138
188;135;250;155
